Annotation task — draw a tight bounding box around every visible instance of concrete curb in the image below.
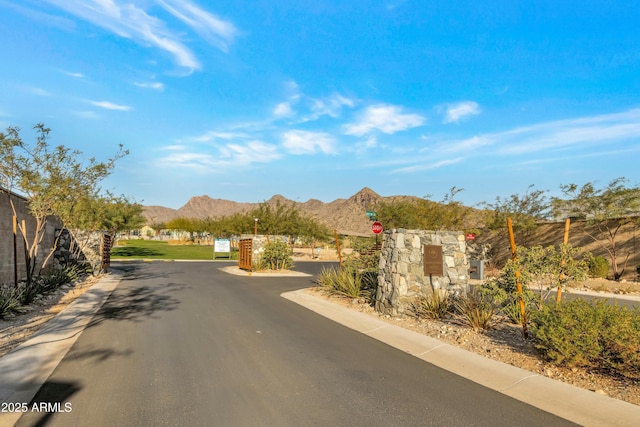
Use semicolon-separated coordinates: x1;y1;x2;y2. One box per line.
0;272;122;426
282;288;640;427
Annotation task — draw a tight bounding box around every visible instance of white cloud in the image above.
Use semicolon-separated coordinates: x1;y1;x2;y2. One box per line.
63;71;85;79
343;104;424;136
273;102;294;118
74;111;100;119
443;101;481;123
494;109;640;155
24;86;52;97
221;141;281;164
158;140;280;171
189;130;247;143
89;100;133;111
429;108;640;162
391;157;463;173
133;81;165;91
157;0;238;52
308;94;354;119
282;130;336;155
43;0;237;71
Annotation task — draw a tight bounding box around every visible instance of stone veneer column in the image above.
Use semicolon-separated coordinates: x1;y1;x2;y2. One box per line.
375;229;469;316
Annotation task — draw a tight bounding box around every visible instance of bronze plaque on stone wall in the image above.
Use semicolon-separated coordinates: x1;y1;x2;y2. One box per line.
423;245;444;276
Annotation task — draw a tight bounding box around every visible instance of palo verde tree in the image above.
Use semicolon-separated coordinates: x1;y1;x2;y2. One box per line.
0;124;128;284
553;177;640;280
480;185;550;245
247;200;330;242
375;187;473;232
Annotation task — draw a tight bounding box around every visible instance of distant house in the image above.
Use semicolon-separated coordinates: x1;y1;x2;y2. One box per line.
550;190;640;222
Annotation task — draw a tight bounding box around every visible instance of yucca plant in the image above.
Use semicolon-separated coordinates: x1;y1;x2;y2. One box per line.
411;289;450;320
317;267;364;299
453;289;500;330
0;285;23;318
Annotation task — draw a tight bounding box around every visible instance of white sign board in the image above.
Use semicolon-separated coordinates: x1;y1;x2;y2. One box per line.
214;239;231;253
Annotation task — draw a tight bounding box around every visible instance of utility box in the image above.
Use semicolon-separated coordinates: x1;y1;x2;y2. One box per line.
469;259;484;280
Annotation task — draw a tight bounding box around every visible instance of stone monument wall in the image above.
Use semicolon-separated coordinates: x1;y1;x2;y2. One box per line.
376;229;469;316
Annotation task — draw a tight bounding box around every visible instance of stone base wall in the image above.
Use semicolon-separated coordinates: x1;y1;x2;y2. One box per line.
53;229;105;273
376;229;469;316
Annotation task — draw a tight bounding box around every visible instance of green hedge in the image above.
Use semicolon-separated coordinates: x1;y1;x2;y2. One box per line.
531;299;640;379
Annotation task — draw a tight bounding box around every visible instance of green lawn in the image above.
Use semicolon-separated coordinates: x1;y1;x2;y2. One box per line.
111;239;237;260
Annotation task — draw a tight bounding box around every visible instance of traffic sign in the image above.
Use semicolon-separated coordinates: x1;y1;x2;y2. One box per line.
372;221;383;234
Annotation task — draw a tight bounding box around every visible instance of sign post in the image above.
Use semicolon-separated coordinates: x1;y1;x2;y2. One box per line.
372;221;383;245
372;221;383;234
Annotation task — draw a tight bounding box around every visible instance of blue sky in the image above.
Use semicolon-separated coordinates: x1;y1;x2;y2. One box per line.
1;0;639;209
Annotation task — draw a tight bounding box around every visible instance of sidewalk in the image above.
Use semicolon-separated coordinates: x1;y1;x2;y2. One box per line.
0;273;122;427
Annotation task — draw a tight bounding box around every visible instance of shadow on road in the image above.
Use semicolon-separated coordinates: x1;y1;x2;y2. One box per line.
17;380;81;427
88;282;186;329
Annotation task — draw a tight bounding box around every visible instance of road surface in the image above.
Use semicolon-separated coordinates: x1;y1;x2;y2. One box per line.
17;261;575;426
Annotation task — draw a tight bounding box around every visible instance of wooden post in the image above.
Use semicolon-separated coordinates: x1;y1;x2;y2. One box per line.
507;217;528;339
556;218;571;302
13;215;18;287
21;219;32;285
334;229;343;268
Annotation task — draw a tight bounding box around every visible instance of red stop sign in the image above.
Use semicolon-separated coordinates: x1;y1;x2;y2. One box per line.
372;221;383;234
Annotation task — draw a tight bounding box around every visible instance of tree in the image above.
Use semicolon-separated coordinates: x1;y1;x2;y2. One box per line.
247;200;329;242
554;177;640;280
0;124;127;284
481;185;549;245
166;217;198;240
375;187;472;232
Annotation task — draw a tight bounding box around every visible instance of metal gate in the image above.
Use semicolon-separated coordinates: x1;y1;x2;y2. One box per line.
238;238;253;271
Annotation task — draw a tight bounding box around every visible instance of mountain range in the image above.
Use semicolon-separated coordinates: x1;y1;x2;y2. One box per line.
143;187;417;236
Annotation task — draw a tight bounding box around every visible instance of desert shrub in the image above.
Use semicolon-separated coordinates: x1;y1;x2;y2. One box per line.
0;285;23;318
411;290;450;320
39;264;87;292
317;267;368;299
531;299;640;378
588;255;609;279
19;280;42;305
478;273;538;324
452;289;500;330
256;240;293;270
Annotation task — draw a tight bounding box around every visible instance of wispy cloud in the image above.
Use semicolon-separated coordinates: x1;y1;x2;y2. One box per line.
157;0;238;52
273;102;294;118
442;101;481;123
133;81;165;91
220;141;281;165
391;157;464;173
23;86;52;97
73;110;100;119
158;139;281;171
189;130;248;143
282;130;337;154
43;0;238;71
306;93;355;120
495;109;640;155
62;70;85;79
88;100;133;111
343;104;424;136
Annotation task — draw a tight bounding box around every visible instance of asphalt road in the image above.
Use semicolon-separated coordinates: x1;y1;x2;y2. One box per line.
17;261;575;426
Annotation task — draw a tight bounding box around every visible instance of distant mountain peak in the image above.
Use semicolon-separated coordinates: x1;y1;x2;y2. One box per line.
144;188;393;235
348;187;382;207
